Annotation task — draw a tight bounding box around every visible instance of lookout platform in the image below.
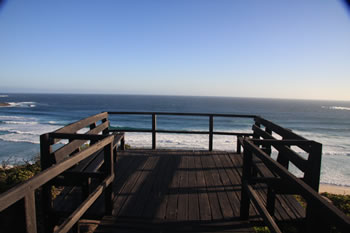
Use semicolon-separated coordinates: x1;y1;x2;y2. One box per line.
1;112;349;233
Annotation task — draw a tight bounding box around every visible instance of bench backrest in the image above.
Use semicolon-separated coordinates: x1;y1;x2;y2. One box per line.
40;112;110;169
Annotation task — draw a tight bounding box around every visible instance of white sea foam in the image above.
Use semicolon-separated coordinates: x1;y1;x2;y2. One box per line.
0;115;62;144
3;121;38;125
0;133;40;144
0;95;8;97
124;132;239;151
7;102;36;108
322;106;350;111
0;115;36;121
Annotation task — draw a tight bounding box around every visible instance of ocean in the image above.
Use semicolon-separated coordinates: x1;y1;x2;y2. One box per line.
0;93;350;187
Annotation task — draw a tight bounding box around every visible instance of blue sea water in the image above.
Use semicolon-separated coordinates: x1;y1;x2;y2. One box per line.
1;93;350;186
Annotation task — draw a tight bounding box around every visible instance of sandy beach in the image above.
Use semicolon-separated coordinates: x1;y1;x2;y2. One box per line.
319;184;350;195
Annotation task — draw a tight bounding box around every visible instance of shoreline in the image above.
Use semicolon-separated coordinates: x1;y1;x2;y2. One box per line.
319;184;350;195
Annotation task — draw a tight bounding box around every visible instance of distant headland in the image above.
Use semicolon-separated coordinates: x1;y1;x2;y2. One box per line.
0;102;10;107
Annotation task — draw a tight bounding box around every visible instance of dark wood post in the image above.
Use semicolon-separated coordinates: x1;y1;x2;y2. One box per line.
24;191;37;233
264;128;272;155
276;137;289;169
40;133;54;233
240;140;253;220
104;141;114;215
120;137;125;151
152;114;156;150
209;115;214;151
90;122;97;145
237;137;241;154
304;142;322;191
102;117;109;135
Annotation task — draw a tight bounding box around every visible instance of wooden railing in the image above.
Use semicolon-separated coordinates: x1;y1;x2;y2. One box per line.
108;112;255;151
0;135;115;233
0;112;124;233
239;122;350;232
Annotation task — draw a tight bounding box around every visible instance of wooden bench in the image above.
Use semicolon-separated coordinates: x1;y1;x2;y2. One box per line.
40;112;125;231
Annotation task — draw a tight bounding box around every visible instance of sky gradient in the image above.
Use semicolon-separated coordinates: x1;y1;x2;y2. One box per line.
0;0;350;100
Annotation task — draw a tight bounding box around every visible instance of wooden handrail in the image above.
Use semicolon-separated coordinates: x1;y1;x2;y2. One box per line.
108;111;256;151
240;138;350;232
0;136;113;211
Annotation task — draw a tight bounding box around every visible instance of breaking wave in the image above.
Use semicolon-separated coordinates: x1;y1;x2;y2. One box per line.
6;102;36;108
322;106;350;111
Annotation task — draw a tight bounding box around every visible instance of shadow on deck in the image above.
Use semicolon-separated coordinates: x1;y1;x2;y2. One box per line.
82;150;304;233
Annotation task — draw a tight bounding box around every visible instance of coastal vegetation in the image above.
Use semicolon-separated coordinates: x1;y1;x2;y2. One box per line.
0;158;41;193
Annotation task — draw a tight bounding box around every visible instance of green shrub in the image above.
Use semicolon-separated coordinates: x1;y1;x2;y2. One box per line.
321;192;350;216
0;160;41;193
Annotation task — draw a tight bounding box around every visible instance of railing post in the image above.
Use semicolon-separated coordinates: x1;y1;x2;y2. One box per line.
276;137;289;169
209;115;213;151
40;133;55;233
24;191;37;233
264;128;272;155
240;139;253;220
152;113;157;150
304;142;322;191
121;137;125;151
237;137;241;154
104;141;114;215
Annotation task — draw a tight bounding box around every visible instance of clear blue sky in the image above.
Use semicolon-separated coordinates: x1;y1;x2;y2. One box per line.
0;0;349;100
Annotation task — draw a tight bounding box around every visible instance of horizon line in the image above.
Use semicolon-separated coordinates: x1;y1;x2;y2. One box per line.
1;90;350;102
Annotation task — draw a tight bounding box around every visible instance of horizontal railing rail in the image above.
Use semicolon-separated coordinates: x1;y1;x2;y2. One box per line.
108;111;256;151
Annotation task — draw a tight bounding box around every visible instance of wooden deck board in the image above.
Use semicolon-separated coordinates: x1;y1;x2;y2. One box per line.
88;149;306;232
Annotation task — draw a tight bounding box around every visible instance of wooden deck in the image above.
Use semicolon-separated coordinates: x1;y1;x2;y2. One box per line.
66;149;305;232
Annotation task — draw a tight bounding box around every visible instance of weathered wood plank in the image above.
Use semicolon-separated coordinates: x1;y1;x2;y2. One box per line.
212;152;240;217
165;154;181;220
177;153;189;221
200;153;223;220
194;155;211;221
142;153;169;219
187;154;200;221
121;155;159;217
112;155;149;217
208;152;233;219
